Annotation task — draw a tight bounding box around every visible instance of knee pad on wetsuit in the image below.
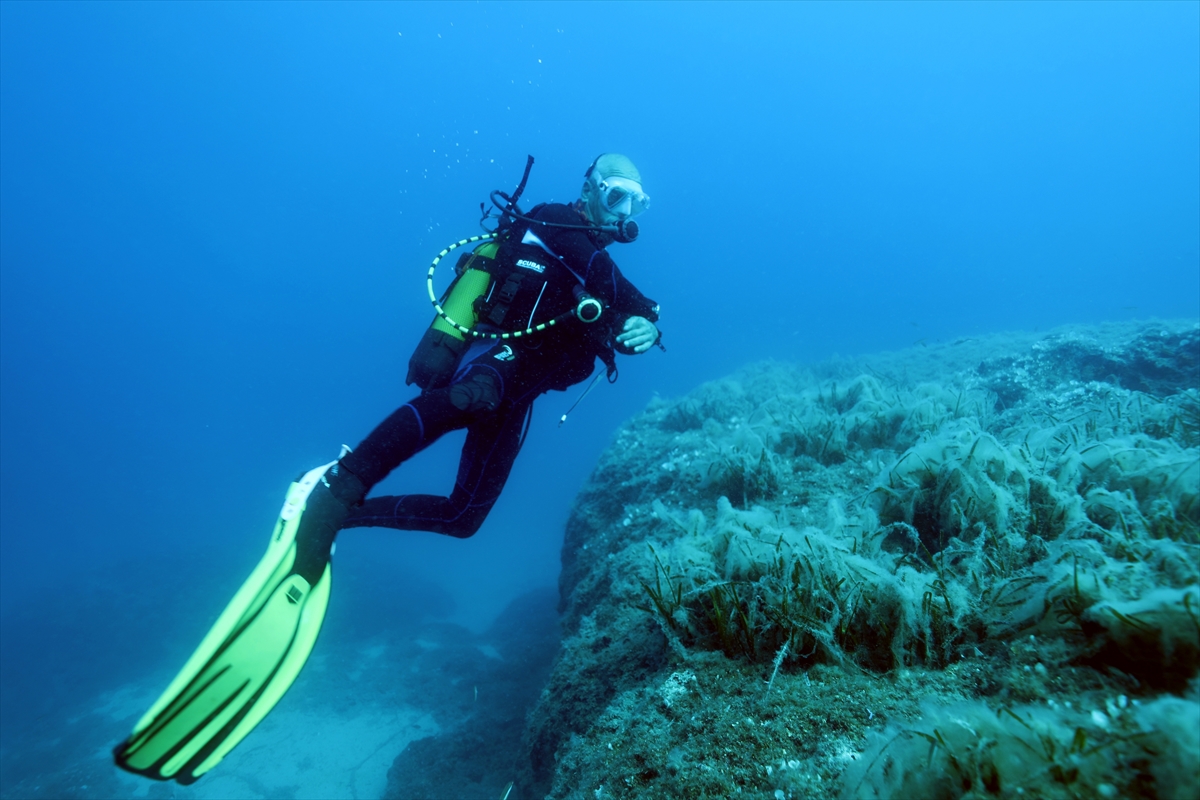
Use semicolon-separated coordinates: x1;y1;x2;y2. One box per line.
449;371;500;413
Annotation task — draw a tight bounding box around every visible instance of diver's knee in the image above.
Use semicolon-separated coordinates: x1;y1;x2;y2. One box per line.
444;505;491;539
446;519;483;539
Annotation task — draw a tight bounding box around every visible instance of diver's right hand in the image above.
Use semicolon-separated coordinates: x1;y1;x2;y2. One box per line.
616;316;659;354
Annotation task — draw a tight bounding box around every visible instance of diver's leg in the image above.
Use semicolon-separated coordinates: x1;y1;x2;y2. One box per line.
341;399;531;538
289;461;365;584
337;399;445;489
291;384;482;575
338;342;507;490
336;338;521;538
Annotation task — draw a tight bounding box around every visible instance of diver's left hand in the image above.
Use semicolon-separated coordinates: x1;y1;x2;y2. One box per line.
616;316;659;354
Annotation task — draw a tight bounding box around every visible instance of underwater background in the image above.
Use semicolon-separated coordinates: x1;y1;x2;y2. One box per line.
1;2;1196;799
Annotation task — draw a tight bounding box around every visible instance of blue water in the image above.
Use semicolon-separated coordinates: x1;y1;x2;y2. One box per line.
1;2;1196;796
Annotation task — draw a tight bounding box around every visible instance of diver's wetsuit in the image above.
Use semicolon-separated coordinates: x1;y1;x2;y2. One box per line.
335;202;659;538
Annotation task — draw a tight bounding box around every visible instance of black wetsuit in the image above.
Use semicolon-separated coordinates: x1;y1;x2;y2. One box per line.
335;202;659;538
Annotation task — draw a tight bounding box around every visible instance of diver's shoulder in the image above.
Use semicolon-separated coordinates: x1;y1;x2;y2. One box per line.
531;201;582;224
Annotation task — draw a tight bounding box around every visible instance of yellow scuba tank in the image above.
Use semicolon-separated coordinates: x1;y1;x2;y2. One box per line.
406;239;498;389
430;242;497;340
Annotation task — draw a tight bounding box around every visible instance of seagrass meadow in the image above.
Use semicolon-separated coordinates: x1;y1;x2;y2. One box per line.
515;320;1200;800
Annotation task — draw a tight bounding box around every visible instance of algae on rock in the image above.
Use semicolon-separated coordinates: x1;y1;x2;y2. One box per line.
518;321;1200;800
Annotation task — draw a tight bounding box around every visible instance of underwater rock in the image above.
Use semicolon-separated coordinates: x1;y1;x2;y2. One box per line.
517;321;1200;800
384;587;560;800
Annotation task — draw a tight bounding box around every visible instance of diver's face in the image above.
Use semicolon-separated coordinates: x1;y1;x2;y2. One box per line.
580;180;608;226
582;175;650;227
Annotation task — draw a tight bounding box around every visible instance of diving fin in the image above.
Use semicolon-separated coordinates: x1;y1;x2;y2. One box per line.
114;461;343;784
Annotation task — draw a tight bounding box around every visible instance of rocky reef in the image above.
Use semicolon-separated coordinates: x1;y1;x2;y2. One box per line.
383;587;561;800
517;320;1200;800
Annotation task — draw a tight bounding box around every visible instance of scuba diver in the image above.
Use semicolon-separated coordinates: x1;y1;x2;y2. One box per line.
114;153;661;784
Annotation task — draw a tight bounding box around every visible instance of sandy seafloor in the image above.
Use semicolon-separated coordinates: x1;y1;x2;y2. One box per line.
0;554;560;800
1;619;446;799
91;655;437;800
2;640;431;799
1;319;1198;800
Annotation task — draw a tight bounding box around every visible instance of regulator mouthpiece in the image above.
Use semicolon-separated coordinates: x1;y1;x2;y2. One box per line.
603;218;639;244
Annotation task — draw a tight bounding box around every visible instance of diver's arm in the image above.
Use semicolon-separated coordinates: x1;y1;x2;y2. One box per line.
530;204;663;354
607;263;659;321
607;262;661;355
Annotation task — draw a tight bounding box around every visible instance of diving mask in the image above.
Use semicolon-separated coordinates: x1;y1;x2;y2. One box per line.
596;177;650;218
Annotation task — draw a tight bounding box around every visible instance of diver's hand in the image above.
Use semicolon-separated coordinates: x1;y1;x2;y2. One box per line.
616;316;658;354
